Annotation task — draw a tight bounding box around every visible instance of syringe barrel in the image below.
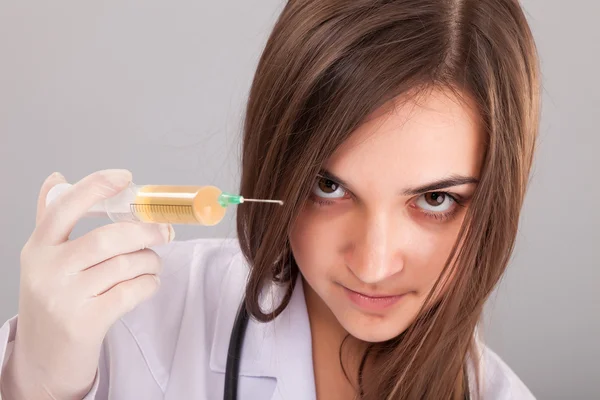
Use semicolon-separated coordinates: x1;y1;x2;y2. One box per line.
45;183;227;226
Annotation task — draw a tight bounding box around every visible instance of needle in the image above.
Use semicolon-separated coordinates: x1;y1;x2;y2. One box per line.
241;198;284;205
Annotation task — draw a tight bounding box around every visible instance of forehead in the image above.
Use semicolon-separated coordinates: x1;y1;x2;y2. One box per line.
326;88;484;187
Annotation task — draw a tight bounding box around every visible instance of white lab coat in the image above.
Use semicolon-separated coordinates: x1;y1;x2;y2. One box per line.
1;238;535;399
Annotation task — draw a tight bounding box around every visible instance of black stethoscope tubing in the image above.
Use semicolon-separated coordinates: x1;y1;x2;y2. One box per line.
224;298;250;400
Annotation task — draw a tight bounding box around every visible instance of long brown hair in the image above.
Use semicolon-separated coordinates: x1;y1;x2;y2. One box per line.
236;0;540;398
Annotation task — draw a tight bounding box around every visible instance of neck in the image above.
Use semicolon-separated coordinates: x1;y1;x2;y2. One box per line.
303;278;366;400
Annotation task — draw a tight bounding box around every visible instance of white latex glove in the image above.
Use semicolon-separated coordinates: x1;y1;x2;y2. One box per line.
0;170;174;400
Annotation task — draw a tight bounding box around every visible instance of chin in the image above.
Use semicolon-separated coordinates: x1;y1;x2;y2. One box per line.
336;308;411;343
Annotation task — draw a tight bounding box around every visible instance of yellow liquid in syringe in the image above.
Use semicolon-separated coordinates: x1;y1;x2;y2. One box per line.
132;185;226;226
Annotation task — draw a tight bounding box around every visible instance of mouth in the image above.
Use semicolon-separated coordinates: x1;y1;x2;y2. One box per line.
342;286;406;312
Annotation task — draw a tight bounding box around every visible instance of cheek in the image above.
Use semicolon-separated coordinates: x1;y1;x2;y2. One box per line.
410;221;465;298
289;208;338;281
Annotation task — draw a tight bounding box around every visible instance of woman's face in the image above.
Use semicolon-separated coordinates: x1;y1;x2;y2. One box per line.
290;88;484;342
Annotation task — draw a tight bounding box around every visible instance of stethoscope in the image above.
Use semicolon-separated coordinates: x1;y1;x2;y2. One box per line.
223;298;250;400
222;298;471;400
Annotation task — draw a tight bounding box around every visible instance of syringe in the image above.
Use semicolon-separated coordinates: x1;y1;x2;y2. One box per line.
45;183;283;226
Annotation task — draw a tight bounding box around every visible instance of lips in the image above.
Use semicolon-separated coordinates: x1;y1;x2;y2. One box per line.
343;286;406;312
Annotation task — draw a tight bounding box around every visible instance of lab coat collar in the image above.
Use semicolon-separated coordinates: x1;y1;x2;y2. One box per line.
209;258;316;399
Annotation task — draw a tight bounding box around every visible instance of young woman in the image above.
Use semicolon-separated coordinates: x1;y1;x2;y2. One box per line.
1;0;540;399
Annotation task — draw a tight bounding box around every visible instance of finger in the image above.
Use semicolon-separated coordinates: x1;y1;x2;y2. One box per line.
78;249;162;297
95;274;161;322
61;221;173;273
36;172;68;227
33;169;133;246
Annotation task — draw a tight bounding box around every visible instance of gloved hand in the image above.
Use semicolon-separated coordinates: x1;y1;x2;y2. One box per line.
0;170;174;400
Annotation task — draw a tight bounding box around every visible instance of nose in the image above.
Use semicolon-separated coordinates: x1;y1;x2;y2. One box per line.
345;211;404;284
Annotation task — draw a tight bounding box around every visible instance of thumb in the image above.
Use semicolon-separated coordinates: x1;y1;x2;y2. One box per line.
36;172;68;227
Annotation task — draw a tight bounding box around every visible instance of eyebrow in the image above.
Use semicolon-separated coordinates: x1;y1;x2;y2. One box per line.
318;169;479;196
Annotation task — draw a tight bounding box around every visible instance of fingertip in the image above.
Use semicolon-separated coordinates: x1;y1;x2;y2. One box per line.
40;173;68;199
138;274;161;305
166;224;176;242
50;171;66;181
37;172;69;225
43;172;67;188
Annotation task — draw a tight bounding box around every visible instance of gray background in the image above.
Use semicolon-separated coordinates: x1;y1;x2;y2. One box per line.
0;1;598;398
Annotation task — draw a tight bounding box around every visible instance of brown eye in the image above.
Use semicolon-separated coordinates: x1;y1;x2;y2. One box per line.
424;192;446;207
318;178;339;194
312;176;347;199
415;192;454;213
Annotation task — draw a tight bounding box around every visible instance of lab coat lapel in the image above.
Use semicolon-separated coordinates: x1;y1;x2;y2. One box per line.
267;277;316;400
209;263;316;399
